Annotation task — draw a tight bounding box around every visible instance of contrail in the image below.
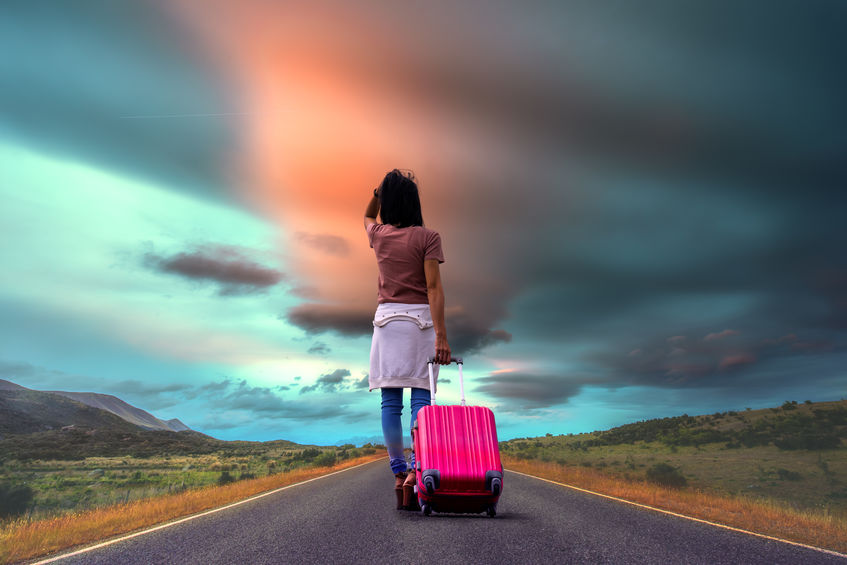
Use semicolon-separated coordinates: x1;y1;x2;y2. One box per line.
118;112;250;119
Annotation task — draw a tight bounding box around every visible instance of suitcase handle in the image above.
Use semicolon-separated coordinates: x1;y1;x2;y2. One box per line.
426;357;465;406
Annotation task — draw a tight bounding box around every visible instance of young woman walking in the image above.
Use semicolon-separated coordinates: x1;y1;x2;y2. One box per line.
363;169;451;510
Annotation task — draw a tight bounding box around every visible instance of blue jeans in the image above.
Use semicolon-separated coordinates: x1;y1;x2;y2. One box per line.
381;387;431;475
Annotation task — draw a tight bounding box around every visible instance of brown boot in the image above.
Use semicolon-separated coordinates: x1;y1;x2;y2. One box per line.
403;471;420;510
394;473;406;509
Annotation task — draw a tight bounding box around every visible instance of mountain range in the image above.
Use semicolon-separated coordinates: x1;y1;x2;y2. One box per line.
0;379;190;436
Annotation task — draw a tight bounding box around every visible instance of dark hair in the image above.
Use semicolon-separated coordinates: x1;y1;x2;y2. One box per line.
378;169;423;228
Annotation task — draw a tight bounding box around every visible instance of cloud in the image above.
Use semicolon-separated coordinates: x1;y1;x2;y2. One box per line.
307;341;331;355
0;1;237;202
285;304;373;336
586;325;847;391
446;311;512;354
300;368;351;394
145;245;284;295
474;372;590;409
206;378;344;420
354;375;369;389
111;379;193;396
704;329;740;342
295;232;350;257
718;353;757;371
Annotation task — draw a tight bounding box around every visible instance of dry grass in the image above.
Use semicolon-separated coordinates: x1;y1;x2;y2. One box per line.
0;454;384;564
504;456;847;555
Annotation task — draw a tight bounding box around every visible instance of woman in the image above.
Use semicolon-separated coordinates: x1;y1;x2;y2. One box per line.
364;169;451;510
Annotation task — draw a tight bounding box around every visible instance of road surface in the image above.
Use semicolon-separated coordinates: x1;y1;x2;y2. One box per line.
37;459;845;564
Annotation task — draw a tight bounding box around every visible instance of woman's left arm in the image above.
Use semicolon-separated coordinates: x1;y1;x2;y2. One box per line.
364;189;379;230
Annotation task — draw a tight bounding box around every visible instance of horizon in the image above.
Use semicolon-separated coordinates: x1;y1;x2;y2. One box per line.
2;1;846;445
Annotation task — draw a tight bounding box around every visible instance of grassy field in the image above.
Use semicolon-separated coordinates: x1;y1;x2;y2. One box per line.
505;456;847;554
0;437;381;522
0;453;384;564
500;400;847;517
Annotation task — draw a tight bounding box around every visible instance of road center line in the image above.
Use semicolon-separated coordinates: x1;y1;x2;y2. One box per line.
506;468;847;559
33;458;385;564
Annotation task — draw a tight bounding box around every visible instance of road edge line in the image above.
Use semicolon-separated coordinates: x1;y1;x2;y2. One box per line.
31;457;385;564
506;468;847;559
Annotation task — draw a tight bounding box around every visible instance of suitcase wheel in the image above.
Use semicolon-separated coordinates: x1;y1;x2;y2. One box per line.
486;504;497;518
421;502;432;516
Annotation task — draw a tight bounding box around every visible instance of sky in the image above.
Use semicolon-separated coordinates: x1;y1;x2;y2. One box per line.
1;1;845;445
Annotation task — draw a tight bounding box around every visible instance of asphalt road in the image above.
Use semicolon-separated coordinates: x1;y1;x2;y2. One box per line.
39;458;845;565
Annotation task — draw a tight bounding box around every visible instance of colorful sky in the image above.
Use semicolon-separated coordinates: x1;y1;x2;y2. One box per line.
2;1;845;445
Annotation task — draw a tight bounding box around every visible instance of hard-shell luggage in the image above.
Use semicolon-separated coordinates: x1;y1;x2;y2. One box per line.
412;357;503;517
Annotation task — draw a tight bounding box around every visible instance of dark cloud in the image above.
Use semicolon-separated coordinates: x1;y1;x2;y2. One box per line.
285;302;511;355
0;1;237;202
207;378;343;420
300;368;351;394
112;379;193;396
586;328;847;391
446;312;512;354
145;246;284;295
295;232;350;257
0;360;40;379
354;375;369;389
285;304;372;336
0;1;236;200
307;341;331;355
198;378;233;393
475;372;593;409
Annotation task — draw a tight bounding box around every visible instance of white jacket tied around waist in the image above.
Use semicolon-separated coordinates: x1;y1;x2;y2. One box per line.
368;303;439;392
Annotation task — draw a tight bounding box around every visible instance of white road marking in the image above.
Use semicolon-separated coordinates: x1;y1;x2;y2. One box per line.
507;468;847;559
32;458;385;564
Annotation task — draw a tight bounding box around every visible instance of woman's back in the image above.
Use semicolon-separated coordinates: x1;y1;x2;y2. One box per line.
368;224;443;304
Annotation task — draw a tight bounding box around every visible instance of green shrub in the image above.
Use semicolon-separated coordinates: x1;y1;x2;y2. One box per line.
313;452;337;467
218;471;236;485
776;468;802;481
646;463;687;488
774;433;841;450
0;483;34;519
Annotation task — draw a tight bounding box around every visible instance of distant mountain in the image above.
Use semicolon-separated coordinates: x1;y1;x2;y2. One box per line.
0;379;27;391
164;418;190;432
47;390;190;432
0;383;142;436
0;379;192;435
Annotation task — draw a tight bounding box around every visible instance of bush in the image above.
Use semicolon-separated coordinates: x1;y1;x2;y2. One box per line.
774;433;841;450
313;452;337;467
776;468;802;481
0;483;34;519
218;471;236;485
646;463;687;488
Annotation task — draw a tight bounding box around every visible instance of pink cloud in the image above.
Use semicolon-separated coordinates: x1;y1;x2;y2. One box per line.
704;329;739;341
718;353;756;371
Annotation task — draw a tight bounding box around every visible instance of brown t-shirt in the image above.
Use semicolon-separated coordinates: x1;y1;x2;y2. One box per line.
367;223;444;304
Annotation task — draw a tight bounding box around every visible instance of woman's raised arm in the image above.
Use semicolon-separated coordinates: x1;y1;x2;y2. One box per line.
424;259;451;364
364;189;379;230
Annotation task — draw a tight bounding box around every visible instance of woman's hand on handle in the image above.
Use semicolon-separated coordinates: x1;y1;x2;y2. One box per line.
435;334;451;365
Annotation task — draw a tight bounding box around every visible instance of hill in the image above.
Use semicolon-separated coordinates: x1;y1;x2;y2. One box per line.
504;399;847;452
501;399;847;512
0;379;191;435
47;390;190;432
0;386;144;437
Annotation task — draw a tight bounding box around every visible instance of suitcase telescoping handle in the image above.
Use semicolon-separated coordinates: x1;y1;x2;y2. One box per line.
426;356;464;406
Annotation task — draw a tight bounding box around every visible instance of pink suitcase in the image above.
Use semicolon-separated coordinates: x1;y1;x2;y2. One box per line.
412;357;503;517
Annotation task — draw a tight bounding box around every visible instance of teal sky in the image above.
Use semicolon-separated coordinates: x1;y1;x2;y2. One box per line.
2;1;845;444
